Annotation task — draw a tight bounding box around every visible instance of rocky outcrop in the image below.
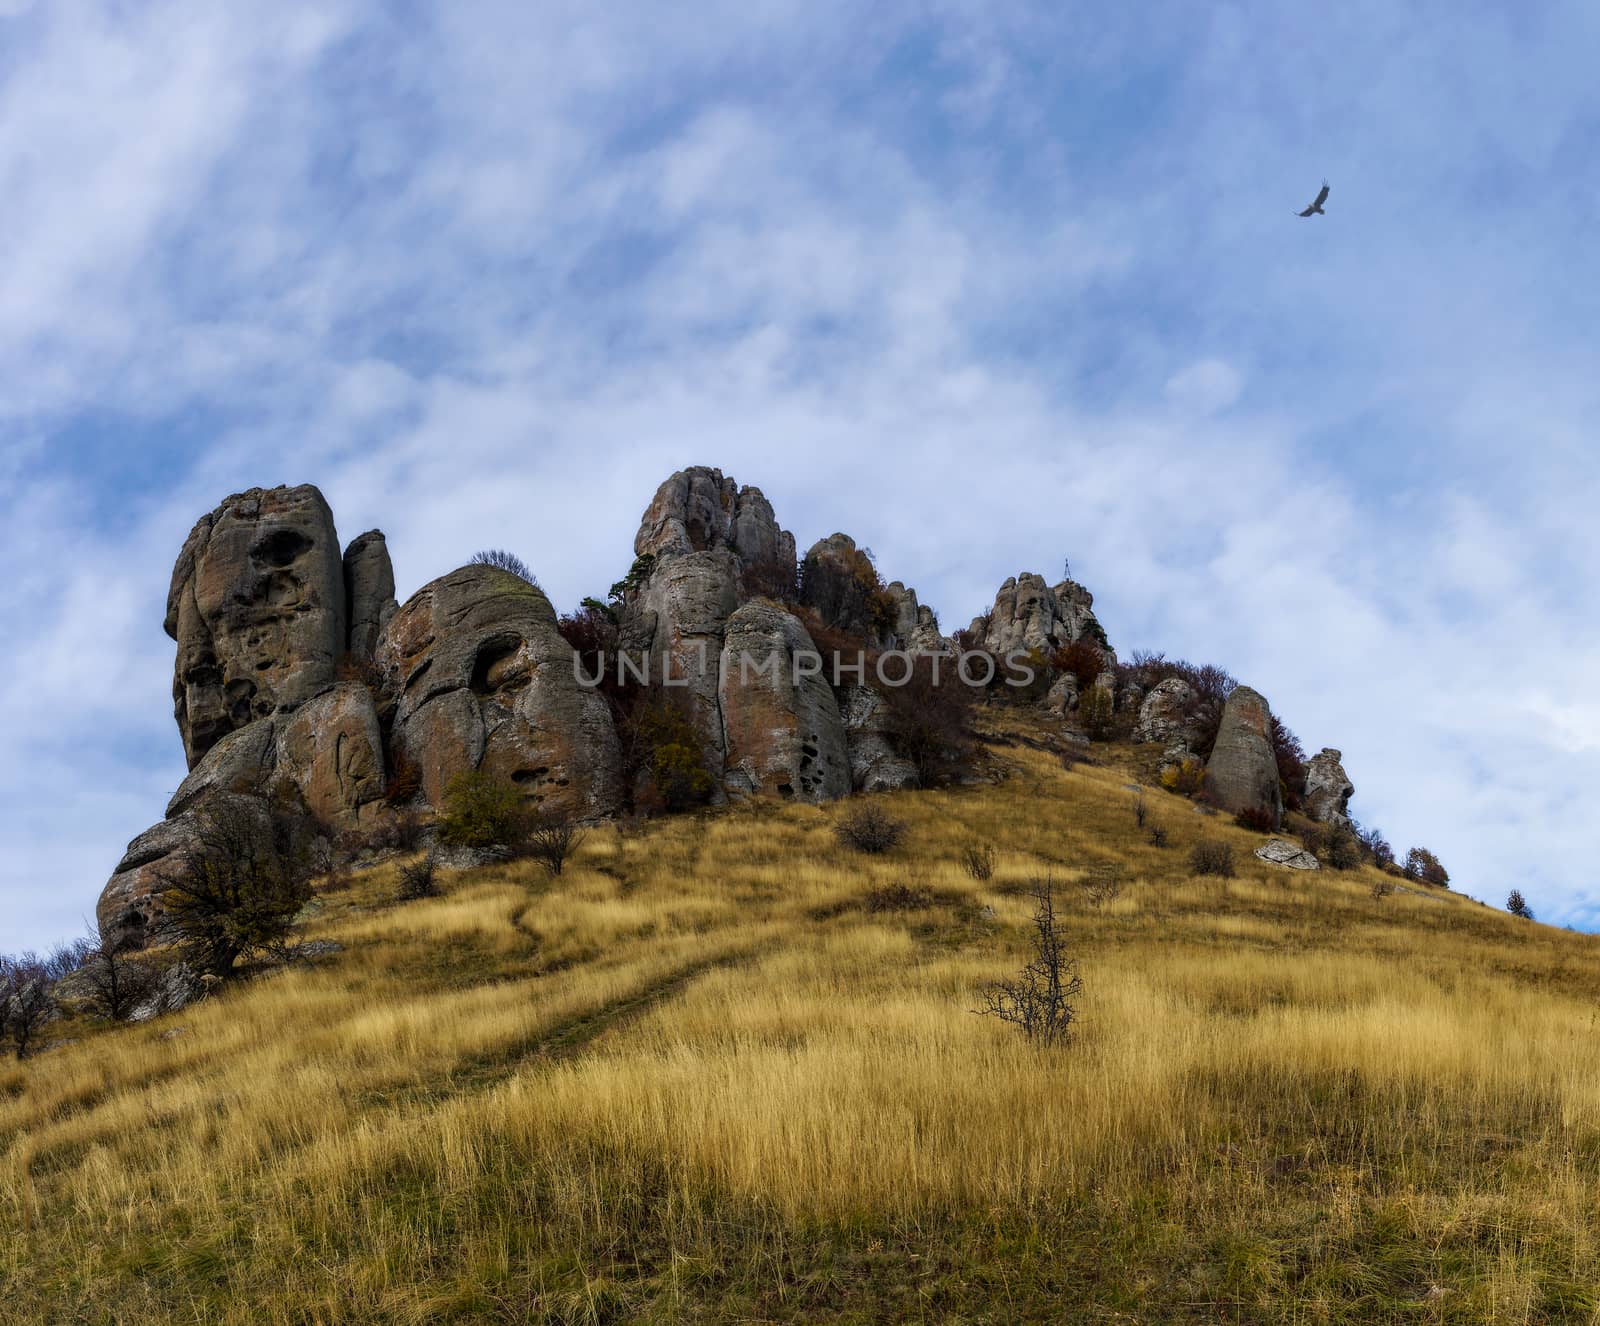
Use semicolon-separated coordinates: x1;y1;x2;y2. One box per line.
377;564;622;818
1134;678;1197;746
882;582;945;653
163;683;386;831
838;685;919;791
276;684;388;829
634;466;795;571
1205;686;1282;827
96;793;279;950
167;485;347;768
1255;838;1321;870
1303;748;1354;827
719;601;850;801
624;549;742;783
979;573;1110;660
343;530;397;661
800;534;888;642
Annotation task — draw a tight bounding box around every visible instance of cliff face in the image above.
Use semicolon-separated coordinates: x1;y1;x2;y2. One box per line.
98;465;1355;947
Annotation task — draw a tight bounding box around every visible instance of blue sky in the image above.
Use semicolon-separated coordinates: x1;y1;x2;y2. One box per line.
2;1;1597;950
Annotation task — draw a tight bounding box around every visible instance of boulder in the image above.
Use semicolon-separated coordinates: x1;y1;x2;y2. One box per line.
167;485;346;767
719;601;850;801
1255;838;1321;871
838;685;919;792
377;564;622;818
343;530;398;660
1134;677;1197;746
1205;686;1283;827
1303;748;1354;828
1045;673;1079;715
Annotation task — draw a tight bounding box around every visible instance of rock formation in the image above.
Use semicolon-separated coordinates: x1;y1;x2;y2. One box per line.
167;485;347;768
719;600;850;800
1204;686;1282;827
1303;748;1354;828
376;564;622;818
1134;678;1197;746
976;573;1110;660
343;530;397;660
97;463;1362;948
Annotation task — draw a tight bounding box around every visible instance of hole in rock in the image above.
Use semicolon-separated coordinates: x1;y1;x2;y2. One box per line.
251;528;314;568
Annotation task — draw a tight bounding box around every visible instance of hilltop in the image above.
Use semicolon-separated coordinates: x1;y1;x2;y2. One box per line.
3;710;1595;1322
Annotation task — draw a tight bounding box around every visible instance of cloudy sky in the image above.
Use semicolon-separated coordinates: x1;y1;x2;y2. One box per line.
3;1;1597;950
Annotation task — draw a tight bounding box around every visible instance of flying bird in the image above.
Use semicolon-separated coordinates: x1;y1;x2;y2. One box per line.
1297;180;1330;217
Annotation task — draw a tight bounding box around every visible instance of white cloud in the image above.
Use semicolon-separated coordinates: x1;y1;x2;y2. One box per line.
2;1;1599;949
1163;359;1243;415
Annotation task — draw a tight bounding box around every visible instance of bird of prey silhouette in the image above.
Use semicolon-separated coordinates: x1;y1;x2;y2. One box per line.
1297;180;1330;217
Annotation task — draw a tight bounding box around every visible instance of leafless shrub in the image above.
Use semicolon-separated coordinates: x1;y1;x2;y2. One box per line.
1148;825;1170;849
1190;841;1236;878
1133;790;1148;829
75;929;158;1022
867;882;934;912
835;803;907;855
1080;862;1126;908
154;794;315;978
975;879;1082;1047
524;813;587;878
470;549;539;586
960;841;996;882
1370;877;1394;901
397;853;440;901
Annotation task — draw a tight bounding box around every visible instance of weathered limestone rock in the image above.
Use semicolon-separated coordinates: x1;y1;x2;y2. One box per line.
1256;838;1321;870
627;549;742;783
96;793;276;950
1303;748;1354;827
887;591;941;651
377;564;621;818
1205;686;1282;827
634;465;795;571
719;601;850;801
1045;673;1079;715
800;533;888;641
343;530;397;661
1134;677;1197;745
276;683;387;829
980;573;1111;659
167;485;346;768
166;717;279;818
838;685;919;792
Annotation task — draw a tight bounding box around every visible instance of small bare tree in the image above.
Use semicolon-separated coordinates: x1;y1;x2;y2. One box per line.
524;813;586;878
1506;889;1534;920
76;928;157;1021
1132;790;1147;829
1;954;59;1060
975;879;1083;1047
155;794;314;978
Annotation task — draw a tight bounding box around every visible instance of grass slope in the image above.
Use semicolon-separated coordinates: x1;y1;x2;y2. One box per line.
4;716;1599;1323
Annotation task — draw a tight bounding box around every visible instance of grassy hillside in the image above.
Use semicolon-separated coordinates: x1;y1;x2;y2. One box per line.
4;716;1598;1323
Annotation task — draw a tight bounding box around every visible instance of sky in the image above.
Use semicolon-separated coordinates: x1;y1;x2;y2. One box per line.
2;1;1597;951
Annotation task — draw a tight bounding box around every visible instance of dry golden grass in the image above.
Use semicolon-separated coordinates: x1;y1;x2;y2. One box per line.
4;714;1600;1323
